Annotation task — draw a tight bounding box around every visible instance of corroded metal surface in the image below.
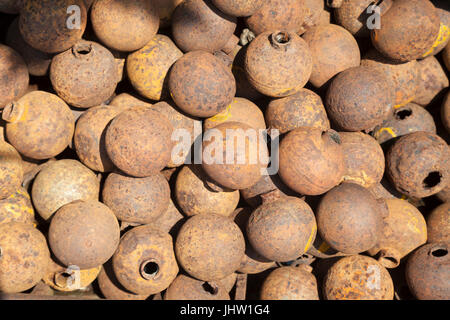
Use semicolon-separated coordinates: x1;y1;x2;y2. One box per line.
427;202;450;243
164;274;230;300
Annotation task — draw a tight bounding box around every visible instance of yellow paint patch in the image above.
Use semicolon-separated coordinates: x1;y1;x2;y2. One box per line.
373;127;397;140
209;103;233;122
304;224;316;253
422;23;450;58
394;97;414;109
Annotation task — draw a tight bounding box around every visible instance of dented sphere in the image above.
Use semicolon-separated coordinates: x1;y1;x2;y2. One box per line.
112;225;179;295
340;132;385;189
371;0;440;62
175;165;240;217
245;31;312;97
279;127;345;196
325;66;394;131
175;214;245;281
2;91;74;160
32;159;100;220
302;24;360;88
0;222;50;293
91;0;159;52
266;88;330;134
48;200;120;269
260;265;319;300
202;122;268;190
19;0;87;54
50;41;119;109
317;183;384;254
172;0;237;53
368;199;427;268
247;194;317;262
169;50;236;118
105;106;174;177
361;49;419;108
324;255;394;300
0;140;23;200
127;35;183;101
74;104;130;173
386;131;450;198
102;172;170;224
406;242;450;300
0;44;29;109
413;55;449;107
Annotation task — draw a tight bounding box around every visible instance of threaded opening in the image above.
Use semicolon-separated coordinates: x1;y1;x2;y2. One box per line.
395;108;412;120
140;260;159;280
54;272;73;288
202;282;218;295
423;171;441;189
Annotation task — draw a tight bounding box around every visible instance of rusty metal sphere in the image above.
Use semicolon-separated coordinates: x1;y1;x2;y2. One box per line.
298;0;325;35
32;159;100;220
165;274;230;300
19;0;87;54
245;31;312;97
324;255;394;300
340;132;385;189
127;35;183;101
74;104;130;173
413;56;449;107
49;200;120;269
427;202;450;243
279;127;345;196
247;194;317;262
202;121;268;190
103;171;170;224
0;44;29;109
232;207;277;274
151;199;184;234
437;184;450;203
169;50;236;118
368;199;427;268
302;24;360;88
6;18;51;78
0;222;50;293
371;0;440;62
0;140;23;200
50;41;119;109
212;0;263;17
105;106;174;177
204;97;266;132
43;257;101;292
325;66;394;131
0;0;23;13
91;0;159;52
372;103;437;145
2;91;74;160
0;187;34;225
175;165;240;217
98;261;150;300
317;183;384;254
246;0;306;35
420;6;450;58
443;92;450;133
260;265;319;300
152;101;202;168
444;43;450;71
153;0;184;28
240;169;297;208
109;93;153;109
266;89;330;134
172;0;236;53
333;0;392;38
231;45;263;101
386;131;450;198
406;242;450;300
112;225;178;295
361;49;419;108
175;213;245;281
